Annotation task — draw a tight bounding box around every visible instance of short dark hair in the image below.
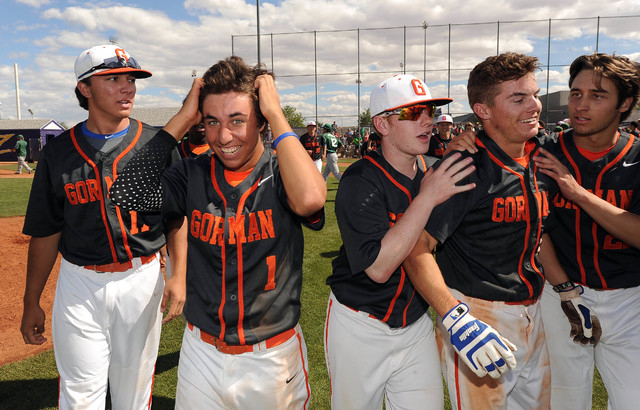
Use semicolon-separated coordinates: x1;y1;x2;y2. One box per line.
75;78;91;111
569;53;640;123
467;52;540;110
200;56;272;138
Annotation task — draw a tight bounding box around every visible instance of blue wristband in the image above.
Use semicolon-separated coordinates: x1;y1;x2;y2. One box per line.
272;132;298;150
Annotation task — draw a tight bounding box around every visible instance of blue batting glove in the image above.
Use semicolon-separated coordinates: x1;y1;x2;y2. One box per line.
559;285;602;345
443;302;517;379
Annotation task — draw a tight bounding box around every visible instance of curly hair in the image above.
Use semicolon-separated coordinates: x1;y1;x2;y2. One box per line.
200;56;273;136
569;53;640;123
467;52;540;110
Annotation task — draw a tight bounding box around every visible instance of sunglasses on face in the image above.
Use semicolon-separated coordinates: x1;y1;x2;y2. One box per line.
80;56;143;78
383;104;436;121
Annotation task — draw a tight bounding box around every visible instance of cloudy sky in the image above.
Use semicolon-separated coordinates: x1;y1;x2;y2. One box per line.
2;0;640;128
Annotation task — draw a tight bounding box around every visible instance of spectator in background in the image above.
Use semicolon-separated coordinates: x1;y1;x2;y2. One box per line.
12;134;33;174
299;120;324;172
360;129;371;158
628;120;640;137
427;114;454;158
322;123;343;182
176;122;211;158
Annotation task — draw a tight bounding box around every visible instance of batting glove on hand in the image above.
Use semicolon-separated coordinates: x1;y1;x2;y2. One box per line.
443;302;517;379
558;285;602;345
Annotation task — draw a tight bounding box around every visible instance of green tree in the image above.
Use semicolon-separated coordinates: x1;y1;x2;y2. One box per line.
359;108;371;127
282;105;305;128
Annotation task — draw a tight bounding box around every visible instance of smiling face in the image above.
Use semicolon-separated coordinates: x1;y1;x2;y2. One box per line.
78;73;137;126
437;121;454;140
202;91;265;171
474;74;541;157
569;69;631;146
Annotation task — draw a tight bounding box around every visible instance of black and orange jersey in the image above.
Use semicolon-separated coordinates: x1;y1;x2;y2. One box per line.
299;132;324;160
426;131;555;302
160;148;324;345
176;138;211;159
542;130;640;289
23;120;177;266
327;150;430;329
426;134;451;158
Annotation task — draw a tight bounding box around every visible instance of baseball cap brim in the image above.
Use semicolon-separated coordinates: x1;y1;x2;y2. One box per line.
91;67;152;79
385;97;453;113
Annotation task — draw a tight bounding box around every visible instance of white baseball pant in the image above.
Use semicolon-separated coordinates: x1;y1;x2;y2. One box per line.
52;255;164;410
322;152;342;182
541;282;640;410
175;323;310;409
324;292;443;410
17;156;33;173
313;158;322;173
437;288;551;410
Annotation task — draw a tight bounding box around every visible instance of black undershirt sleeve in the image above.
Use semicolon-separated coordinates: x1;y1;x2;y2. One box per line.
109;130;178;212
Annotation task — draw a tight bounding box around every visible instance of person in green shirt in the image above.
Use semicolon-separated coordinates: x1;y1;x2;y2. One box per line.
12;135;33;174
322;124;343;182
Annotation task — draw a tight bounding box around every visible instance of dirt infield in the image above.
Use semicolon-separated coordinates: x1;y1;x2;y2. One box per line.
0;216;60;366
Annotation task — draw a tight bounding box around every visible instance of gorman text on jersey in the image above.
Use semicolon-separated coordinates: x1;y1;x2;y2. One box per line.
190;209;275;245
491;191;550;223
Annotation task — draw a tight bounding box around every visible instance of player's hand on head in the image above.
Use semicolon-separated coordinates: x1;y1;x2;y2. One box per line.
444;130;478;156
443;302;517;379
20;304;47;345
534;148;584;203
161;275;186;324
420;153;476;205
558;285;602;345
254;74;282;122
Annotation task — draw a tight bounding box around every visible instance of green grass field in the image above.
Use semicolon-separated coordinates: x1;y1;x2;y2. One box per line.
0;160;608;409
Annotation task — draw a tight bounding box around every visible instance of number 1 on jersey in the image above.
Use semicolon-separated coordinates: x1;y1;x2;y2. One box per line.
265;255;276;290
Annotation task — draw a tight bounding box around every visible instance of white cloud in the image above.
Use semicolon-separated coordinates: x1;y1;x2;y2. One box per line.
3;0;640;126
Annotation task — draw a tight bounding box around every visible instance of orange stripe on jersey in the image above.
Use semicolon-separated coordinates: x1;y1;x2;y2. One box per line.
364;156;413;202
70;126;118;262
210;155;228;340
591;132;633;288
235;179;260;345
558;133;588;284
528;146;546;284
476;139;535;298
111;120;144;261
401;287;417;327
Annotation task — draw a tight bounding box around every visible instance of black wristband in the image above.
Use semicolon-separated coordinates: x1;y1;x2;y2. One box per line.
552;280;575;293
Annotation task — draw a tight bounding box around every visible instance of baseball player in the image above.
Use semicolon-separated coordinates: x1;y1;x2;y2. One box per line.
534;53;640;409
299;120;324;172
322;124;343;181
12;134;33;174
109;56;326;409
426;114;454;158
19;44;183;409
324;74;516;410
177;121;211;158
404;53;556;409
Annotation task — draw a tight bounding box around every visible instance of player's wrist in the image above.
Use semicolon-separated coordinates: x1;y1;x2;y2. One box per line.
443;301;468;331
552;280;575;293
558;284;583;301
